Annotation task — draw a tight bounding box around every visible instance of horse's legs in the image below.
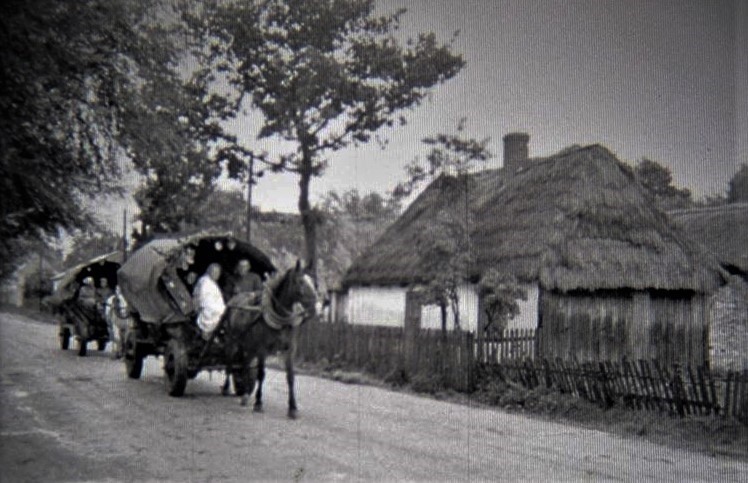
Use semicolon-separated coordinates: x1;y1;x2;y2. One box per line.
285;349;297;419
286;329;298;419
222;368;231;396
252;357;265;412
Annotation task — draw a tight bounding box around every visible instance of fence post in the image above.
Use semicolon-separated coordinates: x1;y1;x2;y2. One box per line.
403;288;423;377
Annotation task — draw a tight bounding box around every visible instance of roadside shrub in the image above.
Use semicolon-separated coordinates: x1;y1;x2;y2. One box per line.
411;373;446;394
384;368;409;387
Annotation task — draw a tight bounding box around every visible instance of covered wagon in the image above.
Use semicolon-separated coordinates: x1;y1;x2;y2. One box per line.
117;233;275;396
49;251;124;356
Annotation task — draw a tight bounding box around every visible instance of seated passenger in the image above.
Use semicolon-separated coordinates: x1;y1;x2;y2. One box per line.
96;278;114;315
193;263;225;340
77;277;97;308
224;259;263;303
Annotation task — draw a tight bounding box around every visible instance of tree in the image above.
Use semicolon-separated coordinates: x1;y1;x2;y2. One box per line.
119;4;244;240
397;121;492;333
634;158;692;210
318;189;400;220
416;197;475;333
393;118;491;200
199;0;465;281
477;269;527;336
727;164;748;203
0;0;178;278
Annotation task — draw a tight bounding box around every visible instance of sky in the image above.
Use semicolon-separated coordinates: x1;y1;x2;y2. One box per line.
97;0;748;233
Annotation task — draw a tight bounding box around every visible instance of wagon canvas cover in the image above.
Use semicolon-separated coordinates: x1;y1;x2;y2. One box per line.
117;233;275;324
48;250;124;306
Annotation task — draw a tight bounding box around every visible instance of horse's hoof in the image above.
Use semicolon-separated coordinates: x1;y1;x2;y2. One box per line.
287;409;298;420
222;387;230;397
253;404;263;413
240;395;249;407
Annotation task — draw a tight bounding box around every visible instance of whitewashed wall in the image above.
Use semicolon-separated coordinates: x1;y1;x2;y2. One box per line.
341;282;540;331
505;283;540;330
346;286;407;327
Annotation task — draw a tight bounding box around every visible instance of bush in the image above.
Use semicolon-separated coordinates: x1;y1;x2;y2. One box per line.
384;368;409;387
411;373;447;395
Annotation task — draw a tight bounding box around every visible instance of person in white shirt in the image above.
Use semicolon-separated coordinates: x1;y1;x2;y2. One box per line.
193;263;226;340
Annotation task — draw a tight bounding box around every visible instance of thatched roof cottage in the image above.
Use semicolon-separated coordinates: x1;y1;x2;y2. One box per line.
669;203;748;371
669;203;748;278
339;134;726;366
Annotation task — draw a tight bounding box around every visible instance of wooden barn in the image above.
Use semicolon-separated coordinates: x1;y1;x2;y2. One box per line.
670;203;748;371
340;134;726;366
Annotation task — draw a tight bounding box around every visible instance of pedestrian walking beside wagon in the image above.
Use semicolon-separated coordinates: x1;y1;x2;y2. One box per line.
105;286;130;359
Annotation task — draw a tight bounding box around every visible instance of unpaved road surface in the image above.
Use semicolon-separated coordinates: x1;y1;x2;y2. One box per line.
1;312;746;482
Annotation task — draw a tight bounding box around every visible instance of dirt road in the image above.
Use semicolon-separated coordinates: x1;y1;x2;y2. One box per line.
1;312;746;482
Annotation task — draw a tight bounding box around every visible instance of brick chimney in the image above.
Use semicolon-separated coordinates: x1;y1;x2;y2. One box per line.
503;132;530;171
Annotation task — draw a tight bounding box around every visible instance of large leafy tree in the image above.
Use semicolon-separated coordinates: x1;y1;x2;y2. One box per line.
119;69;231;238
199;0;465;281
119;3;244;241
0;0;175;277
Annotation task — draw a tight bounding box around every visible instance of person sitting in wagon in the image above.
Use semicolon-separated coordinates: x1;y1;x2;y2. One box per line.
224;259;263;303
77;277;97;309
96;277;114;316
193;263;226;340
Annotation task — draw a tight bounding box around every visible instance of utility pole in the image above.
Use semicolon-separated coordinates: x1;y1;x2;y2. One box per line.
122;208;128;261
246;157;254;243
38;252;43;311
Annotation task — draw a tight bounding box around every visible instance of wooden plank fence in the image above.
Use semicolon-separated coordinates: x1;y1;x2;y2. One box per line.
477;329;536;363
296;322;747;423
491;358;748;422
296;321;475;392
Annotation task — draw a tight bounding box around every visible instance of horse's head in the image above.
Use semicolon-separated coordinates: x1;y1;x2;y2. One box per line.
273;260;318;321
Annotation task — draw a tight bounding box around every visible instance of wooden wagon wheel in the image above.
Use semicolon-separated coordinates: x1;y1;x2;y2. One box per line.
164;339;188;397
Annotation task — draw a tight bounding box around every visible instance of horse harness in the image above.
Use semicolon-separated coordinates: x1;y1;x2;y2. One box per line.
226;281;313;332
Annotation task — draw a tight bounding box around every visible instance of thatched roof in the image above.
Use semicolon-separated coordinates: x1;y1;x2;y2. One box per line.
343;145;725;293
669;203;748;275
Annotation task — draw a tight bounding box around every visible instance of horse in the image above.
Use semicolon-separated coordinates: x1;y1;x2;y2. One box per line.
223;261;317;419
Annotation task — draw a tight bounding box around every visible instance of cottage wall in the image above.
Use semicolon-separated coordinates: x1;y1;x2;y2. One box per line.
539;290;708;366
346;286;407;326
709;277;748;371
341;282;540;333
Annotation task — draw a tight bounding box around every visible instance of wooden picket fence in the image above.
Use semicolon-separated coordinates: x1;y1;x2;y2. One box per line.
491;358;748;422
296;322;747;423
296;321;475;391
476;328;536;363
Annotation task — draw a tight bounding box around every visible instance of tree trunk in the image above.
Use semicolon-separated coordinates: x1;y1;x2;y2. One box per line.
298;163;317;284
440;303;448;340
